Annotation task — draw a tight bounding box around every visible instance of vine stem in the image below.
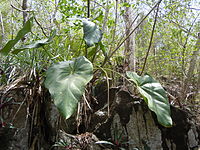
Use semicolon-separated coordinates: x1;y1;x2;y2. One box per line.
140;0;161;75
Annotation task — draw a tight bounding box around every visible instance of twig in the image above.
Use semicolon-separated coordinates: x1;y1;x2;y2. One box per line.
10;3;34;12
83;93;92;110
12;95;27;123
155;5;198;39
187;7;200;11
91;0;106;9
34;17;47;37
140;1;161;75
99;67;132;83
167;16;198;39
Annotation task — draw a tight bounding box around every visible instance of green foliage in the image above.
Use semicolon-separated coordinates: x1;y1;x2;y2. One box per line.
12;30;56;54
1;0;198;130
0;17;34;56
83;19;103;47
59;0;86;18
44;56;93;119
126;71;172;127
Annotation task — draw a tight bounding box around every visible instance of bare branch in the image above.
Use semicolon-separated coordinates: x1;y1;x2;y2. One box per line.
34;17;47;37
10;3;34;12
187;7;200;11
140;1;161;75
169;20;198;39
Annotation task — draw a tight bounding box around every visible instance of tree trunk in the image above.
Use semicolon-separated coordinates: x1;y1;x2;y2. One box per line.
0;11;4;46
196;33;200;96
183;33;200;101
22;0;28;25
122;0;136;72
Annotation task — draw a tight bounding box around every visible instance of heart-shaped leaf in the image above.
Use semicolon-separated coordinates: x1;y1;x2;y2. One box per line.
0;17;34;56
45;56;93;119
126;71;172;127
83;20;102;47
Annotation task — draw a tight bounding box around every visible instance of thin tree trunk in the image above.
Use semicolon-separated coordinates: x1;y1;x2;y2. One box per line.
122;0;136;71
196;33;200;94
102;1;110;33
0;11;4;46
22;0;28;25
87;0;90;18
183;33;200;101
21;0;28;41
197;61;200;93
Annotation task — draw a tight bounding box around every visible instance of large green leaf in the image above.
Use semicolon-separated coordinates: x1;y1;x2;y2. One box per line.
0;17;34;56
12;30;56;54
83;20;102;47
45;56;93;119
126;71;172;127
